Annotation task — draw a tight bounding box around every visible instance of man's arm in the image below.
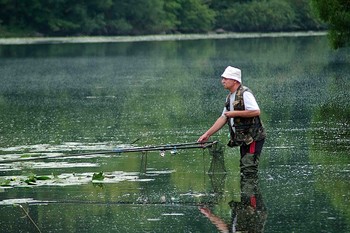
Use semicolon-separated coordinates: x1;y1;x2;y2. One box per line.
224;109;260;118
197;116;227;142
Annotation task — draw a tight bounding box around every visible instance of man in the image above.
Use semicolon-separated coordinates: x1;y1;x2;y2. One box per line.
198;66;266;178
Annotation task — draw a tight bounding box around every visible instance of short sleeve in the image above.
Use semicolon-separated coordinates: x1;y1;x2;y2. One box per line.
243;91;260;110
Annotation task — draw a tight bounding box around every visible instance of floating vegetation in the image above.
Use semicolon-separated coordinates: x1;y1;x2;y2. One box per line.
0;178;11;186
0;174;51;186
0;153;62;163
0;141;121;164
0;171;145;188
0;142;117;153
24;174;51;185
0;161;99;172
92;171;105;181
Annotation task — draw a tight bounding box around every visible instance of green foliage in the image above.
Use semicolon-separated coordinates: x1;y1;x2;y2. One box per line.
218;0;296;32
0;0;325;36
135;0;169;33
208;0;238;10
163;0;182;31
285;0;324;30
311;0;350;48
176;0;216;33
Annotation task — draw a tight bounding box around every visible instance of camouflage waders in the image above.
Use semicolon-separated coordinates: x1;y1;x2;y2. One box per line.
240;139;265;178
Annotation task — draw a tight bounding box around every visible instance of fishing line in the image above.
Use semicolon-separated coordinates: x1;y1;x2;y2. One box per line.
17;204;42;233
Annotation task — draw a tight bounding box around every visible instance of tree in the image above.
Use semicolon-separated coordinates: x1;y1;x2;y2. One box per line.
0;0;328;37
106;0;180;35
176;0;216;33
218;0;296;32
311;0;350;49
285;0;324;30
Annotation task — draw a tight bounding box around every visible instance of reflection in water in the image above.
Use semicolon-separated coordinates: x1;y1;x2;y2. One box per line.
201;144;267;233
140;151;148;174
200;176;267;233
231;176;267;233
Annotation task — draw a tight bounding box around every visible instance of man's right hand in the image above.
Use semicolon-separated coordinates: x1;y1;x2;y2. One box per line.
197;133;209;143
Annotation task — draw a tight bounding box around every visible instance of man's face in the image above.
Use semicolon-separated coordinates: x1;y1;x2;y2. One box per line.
221;77;236;90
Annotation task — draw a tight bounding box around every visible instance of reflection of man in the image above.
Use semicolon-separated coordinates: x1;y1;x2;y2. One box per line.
198;66;266;178
199;175;267;232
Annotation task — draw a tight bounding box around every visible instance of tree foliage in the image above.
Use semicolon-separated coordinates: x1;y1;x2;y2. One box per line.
217;0;296;32
176;0;215;33
0;0;325;37
311;0;350;49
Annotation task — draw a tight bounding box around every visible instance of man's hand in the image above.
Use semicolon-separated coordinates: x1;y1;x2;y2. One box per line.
197;133;210;143
224;111;235;118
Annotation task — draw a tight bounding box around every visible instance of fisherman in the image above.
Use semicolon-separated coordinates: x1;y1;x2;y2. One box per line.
197;66;266;178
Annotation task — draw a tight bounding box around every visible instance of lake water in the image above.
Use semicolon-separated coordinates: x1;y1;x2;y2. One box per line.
0;35;349;233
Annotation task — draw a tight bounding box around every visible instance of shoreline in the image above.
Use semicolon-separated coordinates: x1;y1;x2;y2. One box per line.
0;31;327;45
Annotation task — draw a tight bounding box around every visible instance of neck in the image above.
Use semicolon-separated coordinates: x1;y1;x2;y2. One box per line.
229;83;240;93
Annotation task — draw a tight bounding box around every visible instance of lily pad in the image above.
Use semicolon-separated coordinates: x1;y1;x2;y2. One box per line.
92;172;105;181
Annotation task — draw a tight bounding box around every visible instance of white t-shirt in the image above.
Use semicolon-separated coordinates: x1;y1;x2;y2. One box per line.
222;91;260;127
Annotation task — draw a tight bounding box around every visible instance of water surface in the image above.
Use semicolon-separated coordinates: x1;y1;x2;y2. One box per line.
0;35;349;232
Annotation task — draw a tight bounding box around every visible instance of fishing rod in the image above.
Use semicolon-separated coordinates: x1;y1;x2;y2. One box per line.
0;141;218;163
13;199;218;207
114;141;217;153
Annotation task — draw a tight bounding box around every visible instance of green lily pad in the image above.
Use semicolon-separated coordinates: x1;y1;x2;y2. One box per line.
92;172;105;181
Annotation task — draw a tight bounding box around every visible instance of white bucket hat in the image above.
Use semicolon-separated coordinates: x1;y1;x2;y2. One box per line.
221;66;242;83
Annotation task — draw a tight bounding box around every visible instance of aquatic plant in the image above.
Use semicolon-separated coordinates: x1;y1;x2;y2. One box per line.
92;171;105;181
0;178;11;186
24;174;51;185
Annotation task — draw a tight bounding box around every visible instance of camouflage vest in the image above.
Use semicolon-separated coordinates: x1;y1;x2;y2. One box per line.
226;85;266;146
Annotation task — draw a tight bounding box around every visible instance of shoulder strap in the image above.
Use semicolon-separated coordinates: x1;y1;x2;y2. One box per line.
225;93;231;111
